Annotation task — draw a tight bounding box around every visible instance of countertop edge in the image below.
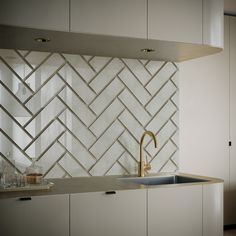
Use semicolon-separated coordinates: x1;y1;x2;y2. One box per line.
0;172;224;199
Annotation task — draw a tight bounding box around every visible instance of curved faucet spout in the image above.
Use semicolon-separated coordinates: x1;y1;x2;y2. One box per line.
139;131;157;177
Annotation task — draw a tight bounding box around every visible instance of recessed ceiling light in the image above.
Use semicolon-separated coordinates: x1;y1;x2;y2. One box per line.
34;37;51;43
141;48;155;53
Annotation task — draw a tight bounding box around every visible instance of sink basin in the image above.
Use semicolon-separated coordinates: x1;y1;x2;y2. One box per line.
120;175;208;186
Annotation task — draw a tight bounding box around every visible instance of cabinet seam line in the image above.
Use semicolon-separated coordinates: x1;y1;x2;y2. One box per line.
69;0;71;32
202;0;203;44
146;189;148;236
229;17;231;191
147;0;148;39
202;185;203;236
69;194;71;236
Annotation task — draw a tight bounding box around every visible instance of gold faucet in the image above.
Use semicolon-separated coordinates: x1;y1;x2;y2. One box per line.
139;131;157;177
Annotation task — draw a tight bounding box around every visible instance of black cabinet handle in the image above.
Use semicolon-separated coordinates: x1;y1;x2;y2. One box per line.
19;197;32;201
105;191;116;195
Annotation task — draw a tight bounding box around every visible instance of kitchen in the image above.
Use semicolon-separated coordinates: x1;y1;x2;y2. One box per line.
0;0;236;235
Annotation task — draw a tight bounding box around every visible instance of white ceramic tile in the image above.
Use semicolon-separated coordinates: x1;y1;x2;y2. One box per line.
89;56;111;72
118;110;145;142
0;133;31;173
171;150;179;166
89;58;124;93
0;85;32;120
145;120;177;157
26;74;64;113
58;131;96;170
89;78;124;115
59;87;96;127
0;49;32;78
89;99;124;137
1;110;31;149
83;55;93;62
160;159;177;172
118;89;151;126
58;110;96;149
25;97;65;136
145;61;165;75
63;54;95;82
118;67;151;105
106;162;129;176
145;62;177;95
122;58;151;85
59;153;89;177
89;120;124;159
89;142;124;176
171;70;179;87
171;90;179;106
171;130;179;147
118;152;138;174
27;53;65;91
37;142;65;174
146;80;177;116
59;65;96;105
45;163;66;179
139;59;148;65
25;120;65;157
26;51;51;68
118;131;140;161
17;50;29;57
147;100;177;132
150;140;177;172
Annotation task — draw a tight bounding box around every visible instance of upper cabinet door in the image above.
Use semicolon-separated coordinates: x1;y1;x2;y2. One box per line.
148;0;202;44
70;0;147;38
203;0;224;48
0;0;69;31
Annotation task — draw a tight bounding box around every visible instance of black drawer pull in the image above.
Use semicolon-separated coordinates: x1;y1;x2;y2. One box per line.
105;191;116;195
19;197;32;201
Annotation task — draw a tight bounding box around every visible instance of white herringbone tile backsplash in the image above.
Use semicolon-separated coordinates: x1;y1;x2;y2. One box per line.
0;49;179;178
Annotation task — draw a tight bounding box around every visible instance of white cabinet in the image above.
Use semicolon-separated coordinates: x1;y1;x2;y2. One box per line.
148;0;224;47
70;189;146;236
203;0;224;48
148;0;202;44
0;194;69;236
70;0;147;38
72;0;223;46
203;184;223;236
0;0;69;31
148;185;202;236
179;15;235;225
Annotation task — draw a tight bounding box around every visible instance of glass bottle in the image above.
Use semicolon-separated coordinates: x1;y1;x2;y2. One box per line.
25;158;43;184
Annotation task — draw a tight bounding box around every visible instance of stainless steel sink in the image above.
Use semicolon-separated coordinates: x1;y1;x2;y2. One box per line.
119;175;208;186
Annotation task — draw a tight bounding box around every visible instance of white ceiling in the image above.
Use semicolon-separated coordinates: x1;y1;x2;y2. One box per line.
224;0;236;15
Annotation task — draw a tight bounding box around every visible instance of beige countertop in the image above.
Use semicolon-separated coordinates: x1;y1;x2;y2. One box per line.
0;172;223;199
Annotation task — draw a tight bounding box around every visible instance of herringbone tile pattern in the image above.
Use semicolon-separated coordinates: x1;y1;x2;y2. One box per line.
0;49;179;178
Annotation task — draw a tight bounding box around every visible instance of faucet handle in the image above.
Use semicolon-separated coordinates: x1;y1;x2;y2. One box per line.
144;163;151;172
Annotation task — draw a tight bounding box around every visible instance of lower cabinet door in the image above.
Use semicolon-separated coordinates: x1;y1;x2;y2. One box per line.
0;194;69;236
70;189;146;236
148;185;202;236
